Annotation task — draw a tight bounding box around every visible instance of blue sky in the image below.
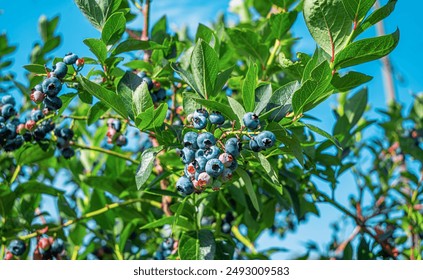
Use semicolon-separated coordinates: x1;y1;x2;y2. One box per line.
1;0;422;259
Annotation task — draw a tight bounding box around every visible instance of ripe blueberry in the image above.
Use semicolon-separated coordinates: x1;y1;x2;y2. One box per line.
51;239;64;255
256;131;276;149
8;240;26;256
176;176;194;196
204;145;220;160
197;132;216;149
225;137;241;157
53;62;68;79
249;138;262;152
193;115;207;130
243;112;260;130
42;77;62;97
183;131;199;149
193;108;209;119
63;53;79;65
44;96;63;110
61;147;75;159
1;95;16;106
179;147;195;164
1;104;16;119
205;158;224;178
209;111;225;125
116;134;127;146
31;109;44;122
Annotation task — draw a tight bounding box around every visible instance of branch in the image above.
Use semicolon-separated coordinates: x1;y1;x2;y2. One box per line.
231;226;257;254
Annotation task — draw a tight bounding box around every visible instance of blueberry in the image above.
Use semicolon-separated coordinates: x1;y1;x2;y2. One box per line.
1;95;16;106
256;131;276;149
40;121;55;133
193;115;207;130
31;109;44;122
30;90;46;104
221;223;231;234
194;156;207;172
154;250;165;260
249;138;263;152
33;127;47;140
161;238;174;250
0;116;5;123
219;153;234;167
204;145;220;160
3;135;24;151
34;84;43;92
193;108;209;119
142;76;154;91
151;92;158;103
137;71;147;78
225;137;241;157
183;131;198;149
197;132;216;149
51;239;64;255
63;53;79;65
1;104;16;119
176;176;194;196
205;158;224;178
179;147;195;164
42;77;62;97
61;147;75;159
184;162;196;179
156;88;166;101
53;62;68;79
243;112;260;130
8;240;26;256
197;172;213;187
0;122;6;137
209;111;225;125
60;128;74;141
116;134;127;146
195;149;204;158
6;123;17;138
44;96;63;110
220;168;233;182
228;158;238;171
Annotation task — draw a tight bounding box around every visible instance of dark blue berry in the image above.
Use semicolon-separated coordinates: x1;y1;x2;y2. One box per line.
156;88;166;101
44;96;63;110
51;239;64;255
193;115;207;130
194;156;207;172
1;95;16;106
243;112;260;130
142;76;154;91
249;138;262;152
42;77;62;97
59;128;74;141
53;62;68;79
1;104;16;119
197;132;216;149
63;53;78;65
205;158;224;178
180;147;195;164
31;110;44;122
204;145;220;160
8;240;26;256
225;137;241;157
194;108;209;119
183;131;198;149
209;111;225;125
61;147;75;159
256;131;276;149
161;238;174;250
176;176;194;196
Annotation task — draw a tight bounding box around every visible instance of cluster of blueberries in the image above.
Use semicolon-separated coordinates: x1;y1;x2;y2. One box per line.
0;96;24;151
30;52;83;112
153;237;175;260
175;109;276;196
138;71;167;103
4;237;64;260
106;118;127;147
55;127;75;159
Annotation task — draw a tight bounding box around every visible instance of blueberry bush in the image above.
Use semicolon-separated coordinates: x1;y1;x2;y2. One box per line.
1;0;411;260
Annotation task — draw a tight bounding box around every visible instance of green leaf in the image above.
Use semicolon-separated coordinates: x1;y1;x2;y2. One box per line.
254;84;273;115
292;60;332;114
23;64;47;74
83;38;107;64
132;82;153;116
151;15;167;44
236;168;261;213
140;216;174;230
179;230;216;260
195;23;215;44
269;11;298;40
87;102;109;125
334;29;400;69
16;181;64;196
171;63;203;98
255;153;281;191
264;80;299;122
74;0;122;30
117;71;142;120
331;71;372;92
303;123;342;150
214;67;233;96
303;0;352;58
354;0;397;39
112;39;164;55
101;12;126;46
228;97;246;126
136;103;168;130
15;142;55;165
344;87;368;128
78;76;128;118
191;40;219;99
242;62;258;112
135;146;163;190
214;238;235;260
342;0;375;23
227;28;268;67
58;93;78;116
